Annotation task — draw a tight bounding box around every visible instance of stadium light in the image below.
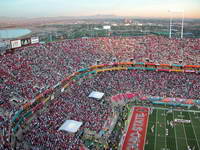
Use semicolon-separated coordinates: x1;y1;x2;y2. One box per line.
168;9;184;39
181;10;184;39
168;10;172;38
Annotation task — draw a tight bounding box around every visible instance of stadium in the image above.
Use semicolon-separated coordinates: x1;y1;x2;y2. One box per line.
0;34;200;150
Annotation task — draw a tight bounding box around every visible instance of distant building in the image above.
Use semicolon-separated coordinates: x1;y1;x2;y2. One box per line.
103;25;111;30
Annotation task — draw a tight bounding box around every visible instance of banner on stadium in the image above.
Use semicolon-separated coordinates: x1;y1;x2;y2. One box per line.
21;38;31;46
31;37;39;44
11;40;21;48
141;96;196;105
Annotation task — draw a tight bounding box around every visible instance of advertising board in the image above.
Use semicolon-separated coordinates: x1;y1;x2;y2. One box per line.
31;37;39;44
11;40;21;48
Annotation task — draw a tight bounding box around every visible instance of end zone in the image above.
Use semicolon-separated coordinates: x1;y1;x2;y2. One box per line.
121;107;150;150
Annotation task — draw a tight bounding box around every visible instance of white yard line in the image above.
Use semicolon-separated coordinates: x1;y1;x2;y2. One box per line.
182;113;189;147
172;111;179;150
193;112;200;124
189;112;200;149
164;110;167;149
154;109;158;150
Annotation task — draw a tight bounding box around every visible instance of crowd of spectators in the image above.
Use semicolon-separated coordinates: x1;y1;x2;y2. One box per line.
23;85;111;149
21;70;200;149
0;35;200;149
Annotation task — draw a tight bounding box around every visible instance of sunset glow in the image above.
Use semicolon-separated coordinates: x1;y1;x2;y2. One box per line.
0;0;200;18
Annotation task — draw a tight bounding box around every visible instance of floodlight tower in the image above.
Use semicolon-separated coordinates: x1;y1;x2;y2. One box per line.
181;10;184;39
168;9;184;39
169;12;172;38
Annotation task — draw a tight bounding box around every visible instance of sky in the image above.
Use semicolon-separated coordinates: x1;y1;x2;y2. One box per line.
0;0;200;18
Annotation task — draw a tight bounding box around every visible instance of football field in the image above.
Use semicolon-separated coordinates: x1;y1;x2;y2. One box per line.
145;108;200;150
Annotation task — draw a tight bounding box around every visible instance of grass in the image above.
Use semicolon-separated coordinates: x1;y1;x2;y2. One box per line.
145;108;200;150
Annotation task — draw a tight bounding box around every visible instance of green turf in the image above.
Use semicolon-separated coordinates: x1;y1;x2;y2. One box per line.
145;108;200;150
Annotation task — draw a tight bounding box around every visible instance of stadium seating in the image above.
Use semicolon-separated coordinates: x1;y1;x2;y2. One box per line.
1;35;200;149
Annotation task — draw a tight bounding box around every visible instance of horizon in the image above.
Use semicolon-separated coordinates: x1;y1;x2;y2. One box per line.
0;0;200;19
1;14;200;20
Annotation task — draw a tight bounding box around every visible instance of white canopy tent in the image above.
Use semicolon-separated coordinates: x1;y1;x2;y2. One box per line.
58;120;83;133
88;91;105;100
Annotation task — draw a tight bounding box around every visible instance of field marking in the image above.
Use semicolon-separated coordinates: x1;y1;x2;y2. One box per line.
193;112;200;124
154;109;158;150
189;112;200;149
135;105;200;113
181;113;189;147
148;134;197;140
164;110;167;149
172;111;179;150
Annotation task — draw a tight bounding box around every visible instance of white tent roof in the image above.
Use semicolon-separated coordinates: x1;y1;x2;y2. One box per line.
58;120;83;133
88;91;104;100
